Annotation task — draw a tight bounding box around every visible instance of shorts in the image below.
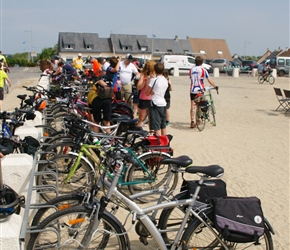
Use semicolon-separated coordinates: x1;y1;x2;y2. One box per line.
190;93;204;101
91;97;112;122
165;99;170;109
138;99;151;109
0;88;4;100
149;105;166;131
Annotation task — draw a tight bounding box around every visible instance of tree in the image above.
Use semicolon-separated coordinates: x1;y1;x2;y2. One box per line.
38;44;58;61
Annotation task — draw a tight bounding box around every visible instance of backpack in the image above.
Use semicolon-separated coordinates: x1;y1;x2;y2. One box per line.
87;84;98;105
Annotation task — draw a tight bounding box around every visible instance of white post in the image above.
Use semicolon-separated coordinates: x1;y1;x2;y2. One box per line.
271;69;277;78
233;68;239;78
213;68;219;77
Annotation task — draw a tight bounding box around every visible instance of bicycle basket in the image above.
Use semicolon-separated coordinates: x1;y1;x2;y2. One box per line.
199;100;209;112
0;185;24;220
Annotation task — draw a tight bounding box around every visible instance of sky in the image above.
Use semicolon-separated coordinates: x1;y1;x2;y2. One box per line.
0;0;289;57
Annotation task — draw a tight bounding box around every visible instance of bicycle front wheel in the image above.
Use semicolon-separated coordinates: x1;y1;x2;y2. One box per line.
209;103;216;126
181;214;274;250
268;75;275;85
27;206;128;250
258;76;265;84
127;152;177;203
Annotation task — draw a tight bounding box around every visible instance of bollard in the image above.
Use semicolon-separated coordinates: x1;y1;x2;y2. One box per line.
173;66;179;77
233;68;240;78
213;68;219;77
251;69;258;77
271;69;277;78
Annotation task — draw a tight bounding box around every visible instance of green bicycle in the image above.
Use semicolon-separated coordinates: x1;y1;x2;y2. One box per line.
37;141;177;203
195;86;219;131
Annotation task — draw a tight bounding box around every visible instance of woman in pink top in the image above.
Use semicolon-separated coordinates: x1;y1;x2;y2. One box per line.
136;60;156;127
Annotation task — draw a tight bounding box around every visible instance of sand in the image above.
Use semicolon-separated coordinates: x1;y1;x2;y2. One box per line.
4;69;289;249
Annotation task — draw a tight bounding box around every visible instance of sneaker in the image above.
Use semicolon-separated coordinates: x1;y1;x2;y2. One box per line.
166;121;170;126
190;121;195;128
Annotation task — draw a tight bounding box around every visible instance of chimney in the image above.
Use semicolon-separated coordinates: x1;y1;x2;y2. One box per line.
174;35;178;40
186;36;189;39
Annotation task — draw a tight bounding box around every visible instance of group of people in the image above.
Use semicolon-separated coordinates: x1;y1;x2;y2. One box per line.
86;54;172;136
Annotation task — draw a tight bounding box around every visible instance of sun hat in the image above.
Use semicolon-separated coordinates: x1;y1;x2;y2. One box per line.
125;54;133;60
78;53;82;57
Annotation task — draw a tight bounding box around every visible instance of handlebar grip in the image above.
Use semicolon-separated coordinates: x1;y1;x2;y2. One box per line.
215;86;219;94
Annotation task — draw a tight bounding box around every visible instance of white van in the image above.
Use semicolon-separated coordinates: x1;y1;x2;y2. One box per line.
160;55;211;75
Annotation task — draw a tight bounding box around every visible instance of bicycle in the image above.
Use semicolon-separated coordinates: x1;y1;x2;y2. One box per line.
258;70;275;85
36;136;175;202
27;153;273;250
195;86;219;131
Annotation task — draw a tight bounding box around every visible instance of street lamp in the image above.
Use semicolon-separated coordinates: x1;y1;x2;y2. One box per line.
151;33;156;59
25;28;33;61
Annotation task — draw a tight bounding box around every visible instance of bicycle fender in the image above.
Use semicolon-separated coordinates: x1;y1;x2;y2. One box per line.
68;152;96;174
103;210;131;249
137;151;172;159
264;217;275;235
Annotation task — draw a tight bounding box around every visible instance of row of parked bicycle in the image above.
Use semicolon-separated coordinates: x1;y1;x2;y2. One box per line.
0;70;275;249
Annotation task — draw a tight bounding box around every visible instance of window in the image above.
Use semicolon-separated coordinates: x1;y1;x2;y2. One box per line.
187;57;195;64
167;50;173;53
140;46;147;51
286;59;290;66
278;59;285;66
122;46;132;51
184;50;189;54
217;51;223;55
200;50;206;54
64;44;74;49
86;45;94;50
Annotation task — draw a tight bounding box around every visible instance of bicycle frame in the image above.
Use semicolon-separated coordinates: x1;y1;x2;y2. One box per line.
80;161;228;250
65;143;171;187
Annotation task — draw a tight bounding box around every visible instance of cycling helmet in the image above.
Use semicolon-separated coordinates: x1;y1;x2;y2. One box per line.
35;99;47;111
86;55;92;63
0;184;25;220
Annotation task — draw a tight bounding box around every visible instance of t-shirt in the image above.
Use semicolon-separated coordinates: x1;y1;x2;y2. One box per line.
189;66;209;93
0;70;8;88
119;61;138;85
92;60;102;77
73;58;84;70
63;64;77;75
149;76;167;107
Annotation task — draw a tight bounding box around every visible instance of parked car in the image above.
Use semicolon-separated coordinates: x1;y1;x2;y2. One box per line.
276;56;290;76
204;59;213;73
241;60;258;71
227;61;241;76
211;58;231;73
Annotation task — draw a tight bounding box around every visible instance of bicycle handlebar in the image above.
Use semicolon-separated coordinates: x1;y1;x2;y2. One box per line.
204;86;219;94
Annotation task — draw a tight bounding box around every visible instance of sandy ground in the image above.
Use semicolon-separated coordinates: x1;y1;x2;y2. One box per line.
4;69;289;249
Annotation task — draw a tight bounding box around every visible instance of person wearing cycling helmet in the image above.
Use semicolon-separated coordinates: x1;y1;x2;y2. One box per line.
189;56;217;128
262;61;271;78
86;56;102;78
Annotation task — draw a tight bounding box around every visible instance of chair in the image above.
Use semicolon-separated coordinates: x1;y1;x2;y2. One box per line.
282;89;290;113
273;88;289;111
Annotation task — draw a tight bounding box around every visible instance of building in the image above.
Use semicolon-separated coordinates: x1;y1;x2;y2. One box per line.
57;32;230;62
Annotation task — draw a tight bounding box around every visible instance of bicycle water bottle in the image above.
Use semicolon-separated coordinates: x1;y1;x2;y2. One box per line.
116;79;121;92
93;138;100;145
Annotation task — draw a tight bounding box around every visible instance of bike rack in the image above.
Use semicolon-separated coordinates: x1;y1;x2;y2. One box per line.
19;148;59;248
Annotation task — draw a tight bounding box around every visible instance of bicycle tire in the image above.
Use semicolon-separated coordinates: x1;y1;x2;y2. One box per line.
127;152;177;203
181;211;274;250
268;75;275;85
258;76;265;84
196;109;206;131
31;193;85;226
210;103;216;126
27;206;128;250
36;154;95;202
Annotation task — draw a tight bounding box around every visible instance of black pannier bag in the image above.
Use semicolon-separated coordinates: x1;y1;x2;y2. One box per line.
21;136;40;156
211;196;265;243
180;179;227;203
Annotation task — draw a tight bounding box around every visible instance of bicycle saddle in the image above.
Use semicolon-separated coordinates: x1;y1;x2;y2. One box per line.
17;94;27;100
160;155;193;168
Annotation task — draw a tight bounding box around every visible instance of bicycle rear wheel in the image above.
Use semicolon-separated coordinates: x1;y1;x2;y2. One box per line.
268;75;275;85
258;76;265;84
181;213;274;250
27;206;128;250
127;152;177;203
196;109;206;131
